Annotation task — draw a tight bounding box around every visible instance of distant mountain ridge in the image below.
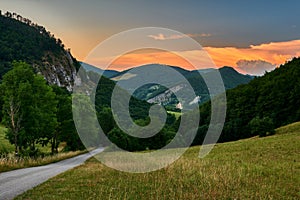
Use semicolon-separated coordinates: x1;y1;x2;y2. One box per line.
106;64;253;108
80;62;119;78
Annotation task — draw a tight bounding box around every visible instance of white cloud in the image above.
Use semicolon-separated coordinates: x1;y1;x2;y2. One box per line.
236;60;276;76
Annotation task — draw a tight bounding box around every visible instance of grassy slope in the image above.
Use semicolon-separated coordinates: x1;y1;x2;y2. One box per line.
275;121;300;135
16;124;299;199
167;111;181;120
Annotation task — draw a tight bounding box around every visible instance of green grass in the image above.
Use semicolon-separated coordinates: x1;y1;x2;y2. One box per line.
275;121;300;135
16;124;300;199
167;111;182;120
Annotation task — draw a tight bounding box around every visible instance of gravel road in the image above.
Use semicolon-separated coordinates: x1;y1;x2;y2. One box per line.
0;148;104;200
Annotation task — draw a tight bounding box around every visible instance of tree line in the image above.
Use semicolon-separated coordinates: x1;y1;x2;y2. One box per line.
194;57;300;145
3;57;299;155
0;11;66;50
0;61;83;156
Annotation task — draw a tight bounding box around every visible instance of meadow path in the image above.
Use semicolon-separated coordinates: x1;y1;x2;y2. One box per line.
0;148;104;200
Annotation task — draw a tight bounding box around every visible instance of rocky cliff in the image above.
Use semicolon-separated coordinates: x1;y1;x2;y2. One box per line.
0;11;79;91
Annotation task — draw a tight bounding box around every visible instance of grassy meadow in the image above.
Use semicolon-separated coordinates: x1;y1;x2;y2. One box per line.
16;123;300;199
275;121;300;135
167;111;182;120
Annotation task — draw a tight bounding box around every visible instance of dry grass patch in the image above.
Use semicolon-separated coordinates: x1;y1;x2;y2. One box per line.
0;150;86;172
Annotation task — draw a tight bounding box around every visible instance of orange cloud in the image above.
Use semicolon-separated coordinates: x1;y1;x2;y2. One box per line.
88;49;216;71
87;39;300;73
94;50;199;71
204;39;300;68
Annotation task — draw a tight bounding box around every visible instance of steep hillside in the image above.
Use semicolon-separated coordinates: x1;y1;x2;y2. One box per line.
0;12;79;91
197;57;300;144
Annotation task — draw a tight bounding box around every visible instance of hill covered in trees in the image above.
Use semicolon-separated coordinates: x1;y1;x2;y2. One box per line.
0;12;167;154
195;57;300;145
0;12;83;155
109;64;253;107
0;11;80;91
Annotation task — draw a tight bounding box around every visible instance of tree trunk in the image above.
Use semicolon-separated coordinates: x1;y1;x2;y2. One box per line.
51;134;59;154
9;99;21;156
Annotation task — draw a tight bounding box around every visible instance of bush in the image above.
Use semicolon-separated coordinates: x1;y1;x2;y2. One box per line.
248;116;275;137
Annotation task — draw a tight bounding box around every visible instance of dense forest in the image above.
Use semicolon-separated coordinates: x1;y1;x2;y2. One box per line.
85;58;300;151
0;12;81;155
81;68;179;151
194;57;300;145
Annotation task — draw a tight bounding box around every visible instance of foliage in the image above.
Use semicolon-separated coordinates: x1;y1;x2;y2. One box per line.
248;116;275;137
0;11;81;92
52;86;84;152
72;94;100;148
0;12;82;153
196;57;300;144
0;13;64;79
0;125;14;154
0;61;57;155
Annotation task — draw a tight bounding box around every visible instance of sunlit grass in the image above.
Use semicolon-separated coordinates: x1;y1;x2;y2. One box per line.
0;150;87;173
167;111;182;120
275;121;300;135
16;125;300;199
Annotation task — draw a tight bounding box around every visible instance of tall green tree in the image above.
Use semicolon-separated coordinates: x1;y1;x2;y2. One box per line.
52;86;83;152
1;61;57;155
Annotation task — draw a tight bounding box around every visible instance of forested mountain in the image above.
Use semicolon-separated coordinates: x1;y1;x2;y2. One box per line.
195;57;300;145
75;68;178;151
0;12;83;154
0;11;80;91
109;64;253;108
0;12;166;153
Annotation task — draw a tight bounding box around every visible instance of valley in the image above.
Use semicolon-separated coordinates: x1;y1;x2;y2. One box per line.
0;5;299;200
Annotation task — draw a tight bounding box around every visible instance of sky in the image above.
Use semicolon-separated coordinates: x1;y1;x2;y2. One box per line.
1;0;300;75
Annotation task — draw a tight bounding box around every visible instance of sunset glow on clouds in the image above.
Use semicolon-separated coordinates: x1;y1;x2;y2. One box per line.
148;33;211;40
204;39;300;74
205;39;300;67
89;39;300;75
